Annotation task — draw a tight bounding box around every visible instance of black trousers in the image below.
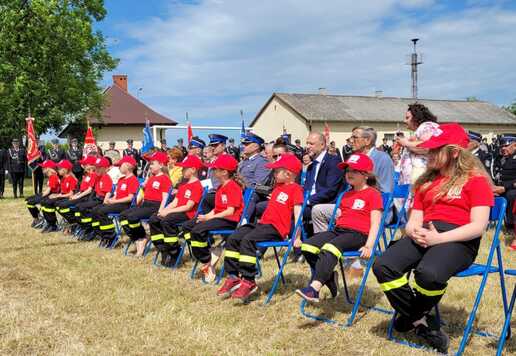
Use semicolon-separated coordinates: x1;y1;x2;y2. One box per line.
56;196;90;224
224;224;282;281
373;221;479;323
33;167;44;195
92;202;131;240
0;173;5;197
26;194;44;219
301;228;367;284
149;212;189;256
10;172;24;197
503;188;516;228
76;196;104;233
182;218;237;263
120;201;160;241
41;197;67;227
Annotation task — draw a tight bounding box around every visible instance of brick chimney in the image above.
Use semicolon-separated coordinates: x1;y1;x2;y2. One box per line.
112;75;128;92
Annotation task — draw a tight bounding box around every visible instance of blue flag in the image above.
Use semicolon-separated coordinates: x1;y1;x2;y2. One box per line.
141;120;153;154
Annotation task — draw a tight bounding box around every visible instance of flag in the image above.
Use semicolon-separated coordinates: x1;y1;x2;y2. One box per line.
141;119;153;154
324;121;330;144
25;116;41;170
240;119;246;140
83;124;97;157
187;121;193;144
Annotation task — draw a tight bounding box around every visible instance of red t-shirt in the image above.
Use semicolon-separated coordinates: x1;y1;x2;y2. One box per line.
143;174;172;202
115;175;140;200
79;172;97;192
176;180;204;219
48;174;60;193
413;174;494;226
260;182;304;238
214;180;243;222
60;175;78;194
336;187;384;235
95;174;113;197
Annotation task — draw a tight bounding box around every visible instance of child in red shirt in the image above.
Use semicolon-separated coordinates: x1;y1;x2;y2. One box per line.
26;160;61;229
373;123;494;354
296;153;383;303
149;154;204;267
92;155;140;245
75;156;113;240
56;156;97;233
218;153;304;302
182;154;243;282
40;160;79;233
119;151;172;254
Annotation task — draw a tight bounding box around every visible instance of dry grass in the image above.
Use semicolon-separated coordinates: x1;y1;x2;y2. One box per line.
1;185;515;355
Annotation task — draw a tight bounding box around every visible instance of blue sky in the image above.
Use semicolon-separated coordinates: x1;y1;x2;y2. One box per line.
91;0;516;143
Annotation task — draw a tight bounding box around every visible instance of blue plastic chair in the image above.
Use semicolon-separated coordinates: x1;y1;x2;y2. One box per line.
189;188;255;282
383;184;410;246
497;269;515;356
152;187;208;268
387;197;509;356
253;191;310;305
98;183;141;251
299;191;394;326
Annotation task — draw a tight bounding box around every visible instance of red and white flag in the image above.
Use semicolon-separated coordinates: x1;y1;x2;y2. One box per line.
83;124;97;157
324;121;330;144
187;121;193;144
25;116;41;170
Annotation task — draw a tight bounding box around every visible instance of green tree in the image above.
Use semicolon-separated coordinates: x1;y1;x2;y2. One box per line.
0;0;117;145
506;100;516;116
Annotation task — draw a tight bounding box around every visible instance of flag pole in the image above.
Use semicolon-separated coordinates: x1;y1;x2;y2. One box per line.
26;113;36;195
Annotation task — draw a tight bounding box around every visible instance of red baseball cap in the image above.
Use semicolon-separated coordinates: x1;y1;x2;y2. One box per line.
94;157;110;168
116;155;137;167
205;154;238;171
57;159;73;170
337;153;374;173
79;156;97;166
265;153;302;174
417;123;469;149
146;151;169;165
176;155;204;169
39;160;57;169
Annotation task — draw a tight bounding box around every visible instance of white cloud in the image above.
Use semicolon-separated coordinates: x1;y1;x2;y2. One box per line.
109;0;516;124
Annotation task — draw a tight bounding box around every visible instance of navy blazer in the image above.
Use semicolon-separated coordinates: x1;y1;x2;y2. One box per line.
304;152;343;205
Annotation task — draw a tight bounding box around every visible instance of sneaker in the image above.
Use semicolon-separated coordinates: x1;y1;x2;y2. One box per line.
34;219;46;229
415;324;449;354
295;286;320;303
231;279;258;301
31;219;39;228
166;253;179;268
325;271;339;298
393;313;414;333
201;263;216;283
217;277;241;299
41;225;58;234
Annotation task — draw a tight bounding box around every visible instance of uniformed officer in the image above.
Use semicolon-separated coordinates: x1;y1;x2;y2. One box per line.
123;139;140;175
159;139;168;152
226;137;240;161
201;133;228;211
467;130;492;176
66;138;84;182
104;141;121;164
0;146;7;199
8;138;27;198
46;139;65;163
493;134;516;238
175;138;188;157
188;136;208;179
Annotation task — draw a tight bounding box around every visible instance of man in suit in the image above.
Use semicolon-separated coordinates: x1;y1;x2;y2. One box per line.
46;139;65;162
66;138;84;182
467;131;492;176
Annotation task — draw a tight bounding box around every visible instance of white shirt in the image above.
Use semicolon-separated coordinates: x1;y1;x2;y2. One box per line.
311;150;327;195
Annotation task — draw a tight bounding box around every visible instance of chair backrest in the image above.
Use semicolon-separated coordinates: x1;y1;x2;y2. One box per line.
238;188;255;226
288;191;311;240
489;197;507;250
164;187;174;205
392;184;410;199
194;187;209;218
393;171;401;185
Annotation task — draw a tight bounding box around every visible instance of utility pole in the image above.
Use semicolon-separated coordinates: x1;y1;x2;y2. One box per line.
408;38;423;99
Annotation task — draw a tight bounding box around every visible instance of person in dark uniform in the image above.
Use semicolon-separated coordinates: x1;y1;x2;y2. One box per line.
46;139;65;163
381;138;392;156
104;141;121;164
7;138;27;198
202;134;228;212
238;132;270;220
176;138;188;157
123;139;140;175
467;131;492;176
342;138;353;162
188;136;208;180
226;138;240;161
66;138;84;182
159;139;168;152
493;134;516;245
0;146;7;199
33;138;46;195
